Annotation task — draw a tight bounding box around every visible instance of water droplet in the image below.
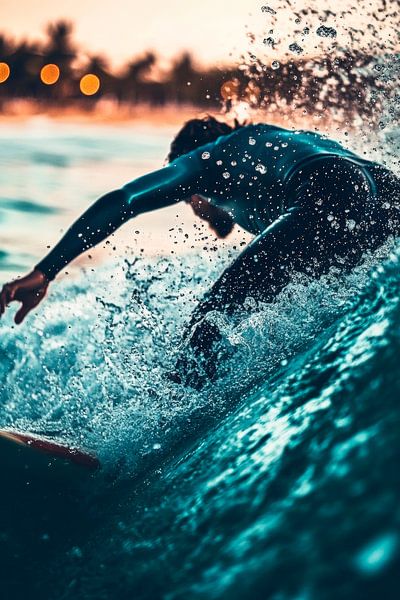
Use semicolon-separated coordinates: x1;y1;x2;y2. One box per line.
346;219;356;231
288;43;303;55
216;160;223;165
249;137;256;145
201;151;210;159
222;171;231;179
70;546;83;559
255;164;267;174
263;37;275;47
271;60;280;70
261;5;276;15
316;25;337;38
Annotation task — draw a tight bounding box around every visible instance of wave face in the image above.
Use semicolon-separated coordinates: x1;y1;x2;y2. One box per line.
0;114;399;597
1;235;400;598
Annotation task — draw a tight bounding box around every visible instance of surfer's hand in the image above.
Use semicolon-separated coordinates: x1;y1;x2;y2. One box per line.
189;195;234;239
0;269;49;324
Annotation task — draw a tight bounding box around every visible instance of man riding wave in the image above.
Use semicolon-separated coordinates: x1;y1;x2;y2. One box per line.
1;116;399;385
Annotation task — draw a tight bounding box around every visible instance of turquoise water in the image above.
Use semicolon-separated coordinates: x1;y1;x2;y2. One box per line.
0;120;400;599
0;118;241;279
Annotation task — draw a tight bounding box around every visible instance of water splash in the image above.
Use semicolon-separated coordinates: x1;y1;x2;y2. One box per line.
224;0;399;165
1;237;398;478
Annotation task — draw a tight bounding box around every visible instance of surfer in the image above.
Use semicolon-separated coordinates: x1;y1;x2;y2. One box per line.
1;117;399;384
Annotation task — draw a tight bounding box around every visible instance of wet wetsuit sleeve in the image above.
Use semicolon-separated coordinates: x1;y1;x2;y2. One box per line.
35;154;203;280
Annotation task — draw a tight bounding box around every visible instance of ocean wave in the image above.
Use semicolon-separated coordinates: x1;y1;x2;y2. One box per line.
0;197;62;215
36;241;400;600
0;239;398;473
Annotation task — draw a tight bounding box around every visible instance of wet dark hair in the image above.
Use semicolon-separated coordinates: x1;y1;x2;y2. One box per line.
167;115;244;163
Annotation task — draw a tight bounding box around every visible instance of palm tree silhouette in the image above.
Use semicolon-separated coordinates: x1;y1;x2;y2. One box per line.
34;20;77;103
169;52;198;103
44;20;76;69
6;39;42;99
119;52;156;104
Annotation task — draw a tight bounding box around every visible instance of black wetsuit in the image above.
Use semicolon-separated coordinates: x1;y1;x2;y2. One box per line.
35;124;400;383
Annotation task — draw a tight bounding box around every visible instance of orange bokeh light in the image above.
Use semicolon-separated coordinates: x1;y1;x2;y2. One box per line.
80;74;100;96
220;78;240;101
40;63;60;85
0;62;11;84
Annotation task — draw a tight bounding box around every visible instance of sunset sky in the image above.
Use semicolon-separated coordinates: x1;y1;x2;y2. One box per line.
2;0;393;69
3;0;264;68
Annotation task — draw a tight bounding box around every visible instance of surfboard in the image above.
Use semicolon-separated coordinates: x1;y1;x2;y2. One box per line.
0;429;100;483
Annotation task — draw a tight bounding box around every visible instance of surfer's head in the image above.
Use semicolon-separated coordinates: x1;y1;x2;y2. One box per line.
167;115;243;239
167;115;241;163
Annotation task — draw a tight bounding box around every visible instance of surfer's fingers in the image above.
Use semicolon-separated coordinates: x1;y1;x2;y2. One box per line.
0;284;15;316
14;288;46;324
14;302;32;325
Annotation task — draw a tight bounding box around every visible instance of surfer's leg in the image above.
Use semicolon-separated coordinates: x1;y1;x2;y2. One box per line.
171;205;309;384
175;158;400;385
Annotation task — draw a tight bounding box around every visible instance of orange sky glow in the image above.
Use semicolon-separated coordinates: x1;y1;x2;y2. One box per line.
1;0;394;70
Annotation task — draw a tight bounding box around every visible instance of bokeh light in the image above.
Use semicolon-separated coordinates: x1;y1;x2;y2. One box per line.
220;78;240;101
40;63;60;85
80;74;100;96
0;62;11;84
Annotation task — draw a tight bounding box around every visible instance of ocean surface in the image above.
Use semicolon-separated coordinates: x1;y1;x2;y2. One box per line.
0;118;400;599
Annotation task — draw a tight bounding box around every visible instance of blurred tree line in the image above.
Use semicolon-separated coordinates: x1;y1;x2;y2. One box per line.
0;21;236;108
0;20;397;128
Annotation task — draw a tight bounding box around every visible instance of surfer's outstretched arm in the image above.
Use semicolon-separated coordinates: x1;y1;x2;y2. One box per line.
35;156;202;281
0;154;203;323
34;188;136;281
